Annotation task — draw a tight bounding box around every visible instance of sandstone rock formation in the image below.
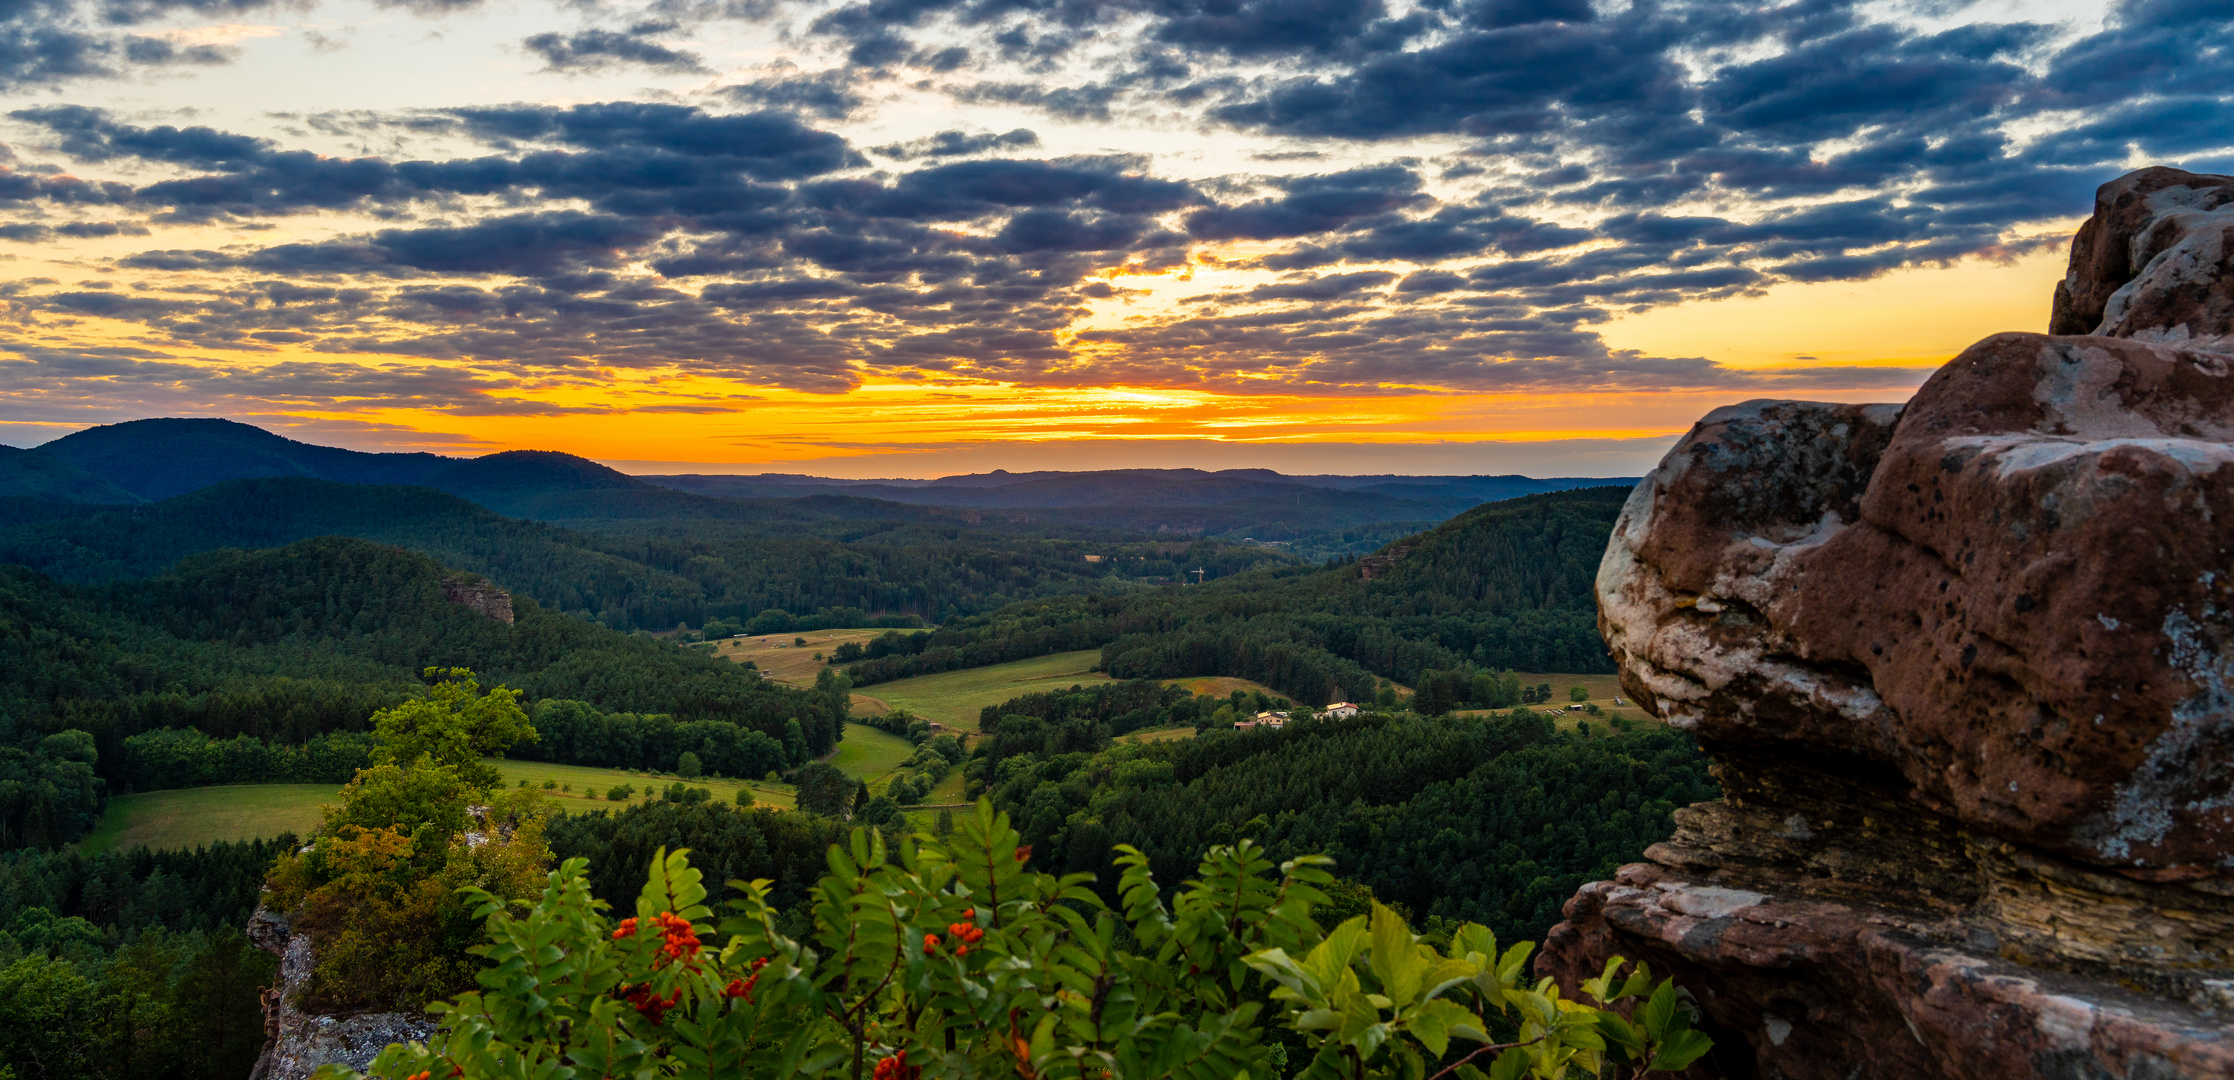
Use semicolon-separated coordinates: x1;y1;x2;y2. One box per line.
2052;167;2234;351
1539;167;2234;1079
442;575;514;623
246;907;436;1080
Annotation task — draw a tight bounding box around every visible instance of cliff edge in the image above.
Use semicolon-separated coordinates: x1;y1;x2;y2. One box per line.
1538;168;2234;1079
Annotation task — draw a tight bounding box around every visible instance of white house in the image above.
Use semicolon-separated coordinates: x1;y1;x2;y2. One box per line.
1320;702;1359;720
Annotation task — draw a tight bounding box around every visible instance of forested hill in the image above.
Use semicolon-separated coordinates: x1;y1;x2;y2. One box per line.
0;535;834;778
0;478;1289;630
11;419;1634;558
975;704;1717;944
845;485;1635;703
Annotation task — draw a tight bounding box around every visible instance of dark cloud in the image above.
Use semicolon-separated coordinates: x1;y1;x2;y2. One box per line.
1237;270;1396;302
951;80;1118;122
0;0;2226;403
723;69;873;119
1147;0;1394;58
1185;164;1426;240
446;102;861;179
522;23;709;74
0;218;146;240
869;128;1039;160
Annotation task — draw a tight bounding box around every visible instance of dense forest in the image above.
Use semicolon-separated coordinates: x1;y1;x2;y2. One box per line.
543;797;851;918
0;536;847;848
847;487;1630;705
963;688;1716;944
0;838;286;1080
0;478;1290;631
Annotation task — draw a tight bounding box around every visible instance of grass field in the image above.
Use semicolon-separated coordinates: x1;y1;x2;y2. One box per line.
826;723;919;792
1117;726;1198;744
77;757;813;854
709;628;893;685
920;769;966;803
1449;671;1655;729
79;785;332;854
851;650;1110;732
1161;675;1288;701
497;760;796;812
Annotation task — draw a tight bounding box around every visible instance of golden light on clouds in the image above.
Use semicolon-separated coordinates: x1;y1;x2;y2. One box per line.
0;236;2071;475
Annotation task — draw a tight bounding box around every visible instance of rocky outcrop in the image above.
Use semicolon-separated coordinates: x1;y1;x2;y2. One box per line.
1539;167;2234;1079
2051;167;2234;351
247;907;436;1080
441;575;514;623
1358;543;1414;580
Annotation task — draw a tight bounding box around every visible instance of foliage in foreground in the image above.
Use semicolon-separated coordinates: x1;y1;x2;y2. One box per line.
339;801;1709;1080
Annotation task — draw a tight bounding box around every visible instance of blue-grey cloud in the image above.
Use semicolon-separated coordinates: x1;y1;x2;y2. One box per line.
523;23;709;74
0;0;2225;401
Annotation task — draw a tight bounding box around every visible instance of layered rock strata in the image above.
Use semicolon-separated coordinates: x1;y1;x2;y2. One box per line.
1538;168;2234;1079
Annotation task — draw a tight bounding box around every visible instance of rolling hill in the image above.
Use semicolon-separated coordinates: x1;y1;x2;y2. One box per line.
16;420;1633;553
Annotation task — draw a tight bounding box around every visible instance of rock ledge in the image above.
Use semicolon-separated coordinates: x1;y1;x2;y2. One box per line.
1540;167;2234;1079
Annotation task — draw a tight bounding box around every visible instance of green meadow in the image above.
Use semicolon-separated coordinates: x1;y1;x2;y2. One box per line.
78;784;333;855
851;649;1110;732
80;756;817;854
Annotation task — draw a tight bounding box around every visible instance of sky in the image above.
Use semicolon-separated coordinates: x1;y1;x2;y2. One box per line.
0;0;2225;477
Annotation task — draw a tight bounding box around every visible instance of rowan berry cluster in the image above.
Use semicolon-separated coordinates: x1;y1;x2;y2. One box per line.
926;917;985;956
722;956;771;1002
871;1049;922;1080
612;912;702;966
620;982;685;1025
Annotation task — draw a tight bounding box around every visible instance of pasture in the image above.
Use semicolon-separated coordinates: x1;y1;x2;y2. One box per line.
710;628;893;685
849;649;1110;732
1450;671;1654;729
77;756;813;854
825;723;919;792
497;759;796;811
1161;675;1289;702
79;785;331;854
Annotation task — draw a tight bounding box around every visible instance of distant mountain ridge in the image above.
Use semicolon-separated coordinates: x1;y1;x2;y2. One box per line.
6;418;1638;543
640;468;1625;510
36;417;454;500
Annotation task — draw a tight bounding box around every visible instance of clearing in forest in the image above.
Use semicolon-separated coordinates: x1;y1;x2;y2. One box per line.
710;627;895;685
825;722;918;790
78;759;805;853
1159;675;1288;701
79;784;332;854
1448;671;1656;729
848;649;1110;732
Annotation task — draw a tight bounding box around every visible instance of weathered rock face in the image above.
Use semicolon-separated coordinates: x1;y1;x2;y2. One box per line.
442;575;514;623
1541;166;2234;1080
247;907;436;1080
2051;167;2234;351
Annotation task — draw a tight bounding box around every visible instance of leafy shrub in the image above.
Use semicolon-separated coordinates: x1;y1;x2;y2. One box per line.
342;801;1709;1080
261;669;550;1012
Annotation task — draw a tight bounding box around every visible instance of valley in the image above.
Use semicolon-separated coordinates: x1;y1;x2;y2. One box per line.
0;416;1682;1080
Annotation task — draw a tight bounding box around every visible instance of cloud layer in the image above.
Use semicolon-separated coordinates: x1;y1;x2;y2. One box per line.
0;0;2226;436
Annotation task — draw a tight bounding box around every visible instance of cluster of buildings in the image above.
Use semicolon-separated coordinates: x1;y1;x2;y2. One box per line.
1232;701;1360;730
